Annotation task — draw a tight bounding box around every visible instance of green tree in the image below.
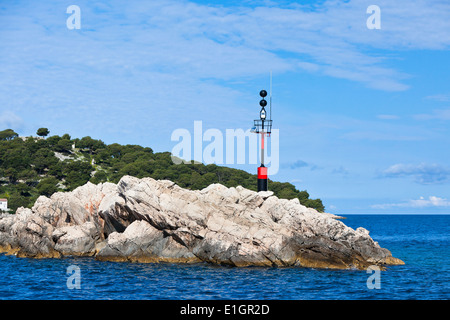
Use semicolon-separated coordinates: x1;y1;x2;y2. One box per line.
106;143;123;159
34;149;58;174
63;161;93;190
118;163;140;177
202;172;217;186
48;162;64;179
8;191;32;212
0;129;18;141
35;138;49;149
277;188;298;200
177;173;191;188
301;199;325;212
0;144;31;172
55;139;73;153
297;190;310;202
36;128;50;138
37;176;59;196
17;169;39;186
77;136;106;155
5;168;18;184
15;183;32;196
90;170;108;184
46;135;61;148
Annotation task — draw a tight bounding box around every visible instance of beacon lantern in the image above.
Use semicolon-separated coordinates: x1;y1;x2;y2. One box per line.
252;87;273;192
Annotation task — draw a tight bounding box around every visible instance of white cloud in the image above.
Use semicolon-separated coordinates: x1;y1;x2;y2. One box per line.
0;111;24;131
425;94;450;102
332;166;349;175
380;163;450;184
372;196;450;209
284;159;309;169
298;61;321;73
0;0;449;147
2;0;449;106
377;114;400;120
341;130;426;141
414;109;450;121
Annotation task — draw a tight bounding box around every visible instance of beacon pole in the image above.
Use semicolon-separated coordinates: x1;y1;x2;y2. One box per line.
257;90;269;192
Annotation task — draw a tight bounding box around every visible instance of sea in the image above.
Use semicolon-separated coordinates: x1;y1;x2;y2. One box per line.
0;215;448;300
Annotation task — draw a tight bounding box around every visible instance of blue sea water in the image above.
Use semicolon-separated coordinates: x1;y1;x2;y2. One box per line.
0;215;448;300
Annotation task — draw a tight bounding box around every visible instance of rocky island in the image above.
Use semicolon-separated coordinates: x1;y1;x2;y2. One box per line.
0;175;403;269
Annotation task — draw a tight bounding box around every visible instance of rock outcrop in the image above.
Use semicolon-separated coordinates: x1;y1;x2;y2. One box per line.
0;176;404;269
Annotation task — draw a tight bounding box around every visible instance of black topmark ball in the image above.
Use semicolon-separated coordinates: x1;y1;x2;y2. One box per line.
260;90;267;98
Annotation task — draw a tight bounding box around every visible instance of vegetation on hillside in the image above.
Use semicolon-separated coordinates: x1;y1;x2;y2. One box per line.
0;128;325;213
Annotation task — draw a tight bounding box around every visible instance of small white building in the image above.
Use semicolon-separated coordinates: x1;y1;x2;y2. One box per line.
0;198;7;212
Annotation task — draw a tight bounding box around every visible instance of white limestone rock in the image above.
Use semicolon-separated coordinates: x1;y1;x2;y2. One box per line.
0;175;404;269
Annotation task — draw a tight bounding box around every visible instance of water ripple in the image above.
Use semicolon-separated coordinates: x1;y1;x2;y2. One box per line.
0;215;449;300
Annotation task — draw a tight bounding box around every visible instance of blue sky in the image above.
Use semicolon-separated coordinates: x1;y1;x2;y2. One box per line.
0;0;449;214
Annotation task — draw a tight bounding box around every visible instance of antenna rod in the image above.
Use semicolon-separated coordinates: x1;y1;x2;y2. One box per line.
270;71;272;121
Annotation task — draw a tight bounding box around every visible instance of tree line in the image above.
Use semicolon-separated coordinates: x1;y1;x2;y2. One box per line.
0;128;325;213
